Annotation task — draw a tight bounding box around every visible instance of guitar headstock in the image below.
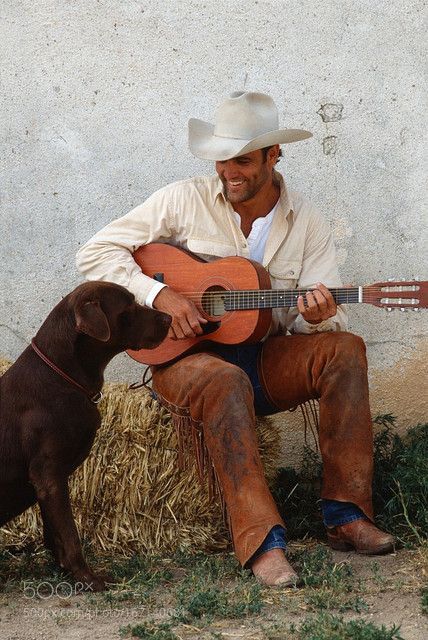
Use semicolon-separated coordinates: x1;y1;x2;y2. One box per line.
362;280;428;310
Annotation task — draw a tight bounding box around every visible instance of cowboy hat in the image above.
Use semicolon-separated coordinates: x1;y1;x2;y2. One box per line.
188;91;312;161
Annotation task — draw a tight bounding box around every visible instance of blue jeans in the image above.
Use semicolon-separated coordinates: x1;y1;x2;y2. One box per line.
321;499;367;528
252;500;367;561
206;343;280;416
251;525;287;562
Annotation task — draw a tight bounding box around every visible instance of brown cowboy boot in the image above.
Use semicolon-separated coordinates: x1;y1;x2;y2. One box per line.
326;519;395;555
251;549;300;586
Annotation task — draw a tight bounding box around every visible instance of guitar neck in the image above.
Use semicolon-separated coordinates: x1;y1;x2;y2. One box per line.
224;287;361;311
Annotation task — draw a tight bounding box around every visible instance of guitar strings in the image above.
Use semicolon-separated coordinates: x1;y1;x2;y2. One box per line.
163;289;421;311
174;289;419;300
175;285;421;296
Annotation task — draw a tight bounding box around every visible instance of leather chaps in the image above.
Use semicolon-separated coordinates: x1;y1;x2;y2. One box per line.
151;331;374;567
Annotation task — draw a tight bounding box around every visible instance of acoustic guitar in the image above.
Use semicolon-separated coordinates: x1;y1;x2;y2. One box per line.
127;243;427;366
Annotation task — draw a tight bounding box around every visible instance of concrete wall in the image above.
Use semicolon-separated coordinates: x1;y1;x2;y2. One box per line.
1;1;427;440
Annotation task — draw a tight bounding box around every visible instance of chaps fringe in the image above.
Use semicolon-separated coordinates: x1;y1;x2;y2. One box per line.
288;399;320;451
154;394;226;520
155;394;319;524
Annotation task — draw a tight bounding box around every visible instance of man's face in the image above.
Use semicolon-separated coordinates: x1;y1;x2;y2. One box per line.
215;147;278;204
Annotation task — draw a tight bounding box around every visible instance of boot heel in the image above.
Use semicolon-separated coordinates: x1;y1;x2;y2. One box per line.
327;536;353;551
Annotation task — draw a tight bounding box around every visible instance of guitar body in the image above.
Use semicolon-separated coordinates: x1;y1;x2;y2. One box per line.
127;243;272;365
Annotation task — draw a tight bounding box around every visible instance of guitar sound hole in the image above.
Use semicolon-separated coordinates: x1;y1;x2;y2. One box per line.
201;286;227;317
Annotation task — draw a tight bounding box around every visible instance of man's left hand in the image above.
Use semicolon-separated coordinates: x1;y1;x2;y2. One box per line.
297;282;337;325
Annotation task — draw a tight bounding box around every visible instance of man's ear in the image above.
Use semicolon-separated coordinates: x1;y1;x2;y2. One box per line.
75;300;111;342
268;144;280;167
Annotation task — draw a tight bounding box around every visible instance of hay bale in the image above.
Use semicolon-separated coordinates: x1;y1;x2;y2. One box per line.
0;357;12;376
1;358;281;555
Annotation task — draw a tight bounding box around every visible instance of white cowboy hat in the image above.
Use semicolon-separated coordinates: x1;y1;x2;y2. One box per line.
188;91;312;161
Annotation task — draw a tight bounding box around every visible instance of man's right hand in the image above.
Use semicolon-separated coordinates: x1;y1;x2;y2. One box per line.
152;287;207;340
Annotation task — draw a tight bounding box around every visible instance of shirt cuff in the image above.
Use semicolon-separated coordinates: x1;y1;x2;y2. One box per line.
145;282;168;308
293;315;337;334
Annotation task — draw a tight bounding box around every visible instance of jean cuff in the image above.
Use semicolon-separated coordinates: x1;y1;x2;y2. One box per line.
250;525;287;563
325;513;367;528
321;499;368;528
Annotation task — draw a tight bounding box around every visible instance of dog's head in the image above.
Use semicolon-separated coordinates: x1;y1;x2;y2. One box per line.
70;281;171;351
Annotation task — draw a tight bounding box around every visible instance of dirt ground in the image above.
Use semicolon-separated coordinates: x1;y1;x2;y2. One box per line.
0;546;427;640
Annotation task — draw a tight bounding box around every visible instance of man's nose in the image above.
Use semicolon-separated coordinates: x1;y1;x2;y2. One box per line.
222;162;239;180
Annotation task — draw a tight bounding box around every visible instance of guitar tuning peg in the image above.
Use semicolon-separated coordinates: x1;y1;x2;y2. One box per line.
387;278;395;282
413;308;421;312
386;307;393;312
400;307;408;312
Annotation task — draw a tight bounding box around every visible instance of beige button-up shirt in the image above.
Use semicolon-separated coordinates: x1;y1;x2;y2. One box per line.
76;171;347;336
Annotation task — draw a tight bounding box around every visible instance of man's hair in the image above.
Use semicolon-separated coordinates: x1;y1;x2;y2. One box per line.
261;146;283;163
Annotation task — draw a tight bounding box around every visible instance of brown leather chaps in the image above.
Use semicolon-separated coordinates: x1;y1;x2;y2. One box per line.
151;331;374;567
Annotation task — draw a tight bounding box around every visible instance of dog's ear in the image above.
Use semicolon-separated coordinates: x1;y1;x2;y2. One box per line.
75;301;111;342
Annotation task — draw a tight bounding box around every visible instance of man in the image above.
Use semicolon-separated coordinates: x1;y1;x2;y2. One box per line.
76;91;394;586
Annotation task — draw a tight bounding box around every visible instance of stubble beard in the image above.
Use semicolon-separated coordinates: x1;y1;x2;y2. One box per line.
222;173;268;204
223;182;253;203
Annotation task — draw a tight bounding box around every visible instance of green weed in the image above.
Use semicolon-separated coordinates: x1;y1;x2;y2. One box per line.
175;579;263;623
373;418;428;544
421;585;428;614
370;561;388;588
290;546;353;589
171;549;241;581
288;545;368;614
0;547;74;595
120;621;178;639
273;445;324;539
286;611;403;640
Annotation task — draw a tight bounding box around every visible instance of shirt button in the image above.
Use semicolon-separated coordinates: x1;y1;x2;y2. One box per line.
287;270;295;276
242;241;247;248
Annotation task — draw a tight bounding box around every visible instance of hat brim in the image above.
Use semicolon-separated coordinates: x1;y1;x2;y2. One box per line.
188;118;312;161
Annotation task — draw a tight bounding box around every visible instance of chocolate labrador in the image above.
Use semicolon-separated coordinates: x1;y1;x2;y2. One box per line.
0;281;171;590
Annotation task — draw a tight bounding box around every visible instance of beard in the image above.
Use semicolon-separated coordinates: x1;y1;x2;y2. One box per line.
221;172;269;204
222;181;255;203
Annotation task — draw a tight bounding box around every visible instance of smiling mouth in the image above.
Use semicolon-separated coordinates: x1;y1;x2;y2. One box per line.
227;180;245;188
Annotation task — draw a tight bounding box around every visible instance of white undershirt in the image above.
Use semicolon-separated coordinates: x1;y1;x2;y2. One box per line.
233;201;279;264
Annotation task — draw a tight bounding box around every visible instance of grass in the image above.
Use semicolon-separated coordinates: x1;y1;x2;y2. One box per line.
284;611;404;640
421;584;428;615
273;445;324;540
0;536;423;638
120;621;178;639
289;545;368;614
1;416;426;638
372;417;428;545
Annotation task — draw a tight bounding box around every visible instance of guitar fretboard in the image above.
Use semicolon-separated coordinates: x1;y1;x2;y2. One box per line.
222;287;360;311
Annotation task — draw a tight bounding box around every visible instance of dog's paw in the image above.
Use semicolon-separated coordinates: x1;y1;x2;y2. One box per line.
87;574;109;592
72;570;113;592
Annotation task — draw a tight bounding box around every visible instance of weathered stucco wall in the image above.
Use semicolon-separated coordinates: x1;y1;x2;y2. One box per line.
1;1;427;449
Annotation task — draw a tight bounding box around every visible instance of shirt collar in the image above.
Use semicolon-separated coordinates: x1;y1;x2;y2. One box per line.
214;176;226;202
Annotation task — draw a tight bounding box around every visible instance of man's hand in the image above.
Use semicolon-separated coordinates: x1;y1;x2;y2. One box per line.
152;287;207;340
297;282;337;325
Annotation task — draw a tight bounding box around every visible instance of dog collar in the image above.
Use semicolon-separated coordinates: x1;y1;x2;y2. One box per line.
30;339;103;404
